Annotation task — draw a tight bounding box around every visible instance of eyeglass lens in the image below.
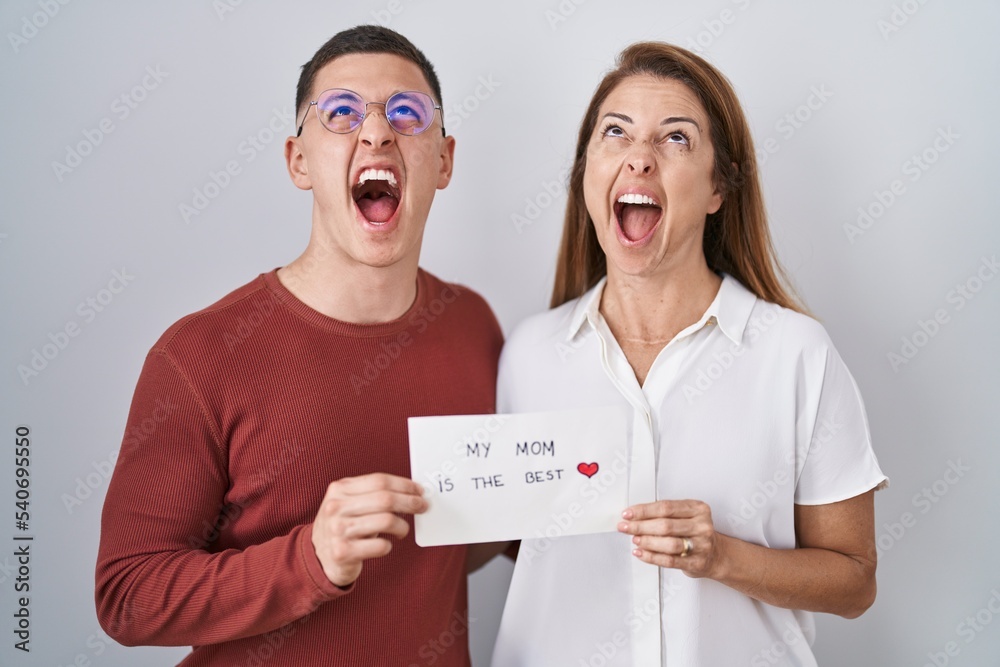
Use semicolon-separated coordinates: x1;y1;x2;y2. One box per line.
315;89;437;135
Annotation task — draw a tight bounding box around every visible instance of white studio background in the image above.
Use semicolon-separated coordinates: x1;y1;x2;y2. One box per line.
2;1;998;665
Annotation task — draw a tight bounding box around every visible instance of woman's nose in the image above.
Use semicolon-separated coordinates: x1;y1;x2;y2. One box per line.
625;142;655;174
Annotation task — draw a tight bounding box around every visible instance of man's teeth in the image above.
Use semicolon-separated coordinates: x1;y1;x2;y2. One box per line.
358;168;398;187
617;193;658;205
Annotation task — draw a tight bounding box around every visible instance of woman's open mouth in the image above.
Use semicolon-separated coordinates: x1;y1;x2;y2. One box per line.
614;193;662;245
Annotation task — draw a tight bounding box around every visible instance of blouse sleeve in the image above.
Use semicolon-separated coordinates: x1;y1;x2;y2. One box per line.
793;339;889;505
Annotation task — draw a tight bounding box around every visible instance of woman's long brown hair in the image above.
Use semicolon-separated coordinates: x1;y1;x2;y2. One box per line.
550;42;806;314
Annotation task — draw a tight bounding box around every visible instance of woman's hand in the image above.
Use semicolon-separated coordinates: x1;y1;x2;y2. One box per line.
617;499;726;579
618;492;878;618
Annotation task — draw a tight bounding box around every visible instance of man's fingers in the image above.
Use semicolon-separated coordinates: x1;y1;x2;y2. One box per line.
338;536;396;563
326;489;428;518
332;473;425;498
311;474;425;587
338;513;411;540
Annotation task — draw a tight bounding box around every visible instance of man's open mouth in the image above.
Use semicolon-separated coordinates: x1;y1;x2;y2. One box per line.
353;168;401;224
614;193;662;243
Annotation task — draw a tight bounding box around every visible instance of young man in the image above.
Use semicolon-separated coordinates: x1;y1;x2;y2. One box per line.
96;26;502;666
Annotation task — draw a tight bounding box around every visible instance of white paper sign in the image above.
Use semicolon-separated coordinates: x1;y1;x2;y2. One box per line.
408;406;629;546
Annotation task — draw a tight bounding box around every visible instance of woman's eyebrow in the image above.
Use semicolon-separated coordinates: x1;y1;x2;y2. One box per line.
661;116;701;130
602;112;632;124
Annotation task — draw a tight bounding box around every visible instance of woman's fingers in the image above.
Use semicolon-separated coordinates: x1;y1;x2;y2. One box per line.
618;499;719;577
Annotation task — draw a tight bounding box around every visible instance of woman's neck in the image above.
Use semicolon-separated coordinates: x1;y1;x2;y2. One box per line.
599;259;721;385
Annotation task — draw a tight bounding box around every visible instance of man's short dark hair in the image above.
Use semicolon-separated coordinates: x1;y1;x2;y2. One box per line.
296;25;443;118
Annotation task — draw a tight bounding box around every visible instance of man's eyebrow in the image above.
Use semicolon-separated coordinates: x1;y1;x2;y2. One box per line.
661;116;701;130
326;90;361;101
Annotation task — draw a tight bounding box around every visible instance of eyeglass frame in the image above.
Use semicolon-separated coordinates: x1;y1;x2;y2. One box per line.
295;88;446;138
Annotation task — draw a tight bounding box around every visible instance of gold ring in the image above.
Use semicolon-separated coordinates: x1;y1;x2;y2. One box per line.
680;538;693;558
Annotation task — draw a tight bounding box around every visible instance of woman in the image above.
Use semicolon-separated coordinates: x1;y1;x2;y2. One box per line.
490;42;888;666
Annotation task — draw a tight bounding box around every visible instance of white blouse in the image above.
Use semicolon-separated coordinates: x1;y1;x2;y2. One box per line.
491;274;888;667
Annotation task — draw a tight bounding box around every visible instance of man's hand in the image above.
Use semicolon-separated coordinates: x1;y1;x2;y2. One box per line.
311;473;428;587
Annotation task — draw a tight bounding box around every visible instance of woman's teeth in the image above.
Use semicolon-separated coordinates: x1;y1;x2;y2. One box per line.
617;193;658;205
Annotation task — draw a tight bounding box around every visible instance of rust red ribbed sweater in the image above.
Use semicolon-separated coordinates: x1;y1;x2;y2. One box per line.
96;268;502;666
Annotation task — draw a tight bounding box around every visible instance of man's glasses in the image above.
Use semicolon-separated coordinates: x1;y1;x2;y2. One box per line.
296;88;445;137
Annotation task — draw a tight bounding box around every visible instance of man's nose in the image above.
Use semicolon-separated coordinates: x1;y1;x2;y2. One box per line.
358;104;395;149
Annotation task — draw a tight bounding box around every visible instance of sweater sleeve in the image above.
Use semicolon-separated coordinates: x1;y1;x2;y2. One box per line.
95;349;347;646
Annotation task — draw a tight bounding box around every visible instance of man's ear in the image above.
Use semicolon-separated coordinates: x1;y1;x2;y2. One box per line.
436;135;456;190
285;135;312;191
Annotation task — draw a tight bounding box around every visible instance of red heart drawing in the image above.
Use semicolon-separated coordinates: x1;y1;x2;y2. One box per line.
577;462;599;478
